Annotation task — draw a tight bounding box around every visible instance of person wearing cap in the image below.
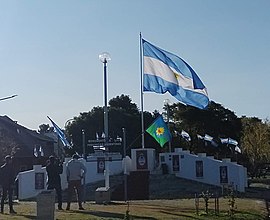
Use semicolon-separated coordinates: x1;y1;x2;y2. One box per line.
66;154;87;210
0;155;17;214
46;155;63;210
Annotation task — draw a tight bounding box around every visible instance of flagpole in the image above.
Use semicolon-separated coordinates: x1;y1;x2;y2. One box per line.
140;32;145;149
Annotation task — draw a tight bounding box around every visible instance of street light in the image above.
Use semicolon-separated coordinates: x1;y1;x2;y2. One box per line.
164;99;171;153
64;118;74;129
99;52;111;189
99;52;111;147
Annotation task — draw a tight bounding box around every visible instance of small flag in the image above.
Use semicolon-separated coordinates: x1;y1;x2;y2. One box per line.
197;134;204;140
146;115;172;147
101;132;105;139
228;138;238;146
204;134;218;147
181;130;191;141
220;137;238;146
39;146;44;157
143;39;209;109
235;146;241;153
47;116;71;148
204;134;213;142
33;147;38;157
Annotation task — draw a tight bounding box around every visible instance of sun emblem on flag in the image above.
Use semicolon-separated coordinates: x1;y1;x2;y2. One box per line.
174;72;180;79
156;127;164;136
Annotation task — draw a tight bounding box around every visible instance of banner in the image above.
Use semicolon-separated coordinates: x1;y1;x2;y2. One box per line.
172;155;180;172
196;161;204;177
35;172;45;190
220;166;228;184
97;157;105;173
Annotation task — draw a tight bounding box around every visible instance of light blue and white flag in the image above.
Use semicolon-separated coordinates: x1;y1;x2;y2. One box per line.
204;134;218;147
39;146;44;157
235;146;241;153
47;116;71;148
204;134;213;142
197;134;204;140
33;146;38;157
143;39;209;109
220;137;238;146
181;130;191;141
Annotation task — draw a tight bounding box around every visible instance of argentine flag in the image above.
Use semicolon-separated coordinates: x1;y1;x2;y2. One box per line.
143;39;209;109
47;116;71;148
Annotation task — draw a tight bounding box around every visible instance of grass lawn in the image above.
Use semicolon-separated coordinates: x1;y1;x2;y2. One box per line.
0;197;268;220
2;175;268;219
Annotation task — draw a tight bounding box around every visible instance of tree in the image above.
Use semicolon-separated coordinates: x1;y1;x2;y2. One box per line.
171;101;241;157
109;94;139;114
240;117;270;177
65;95;157;156
38;124;53;134
0;131;18;163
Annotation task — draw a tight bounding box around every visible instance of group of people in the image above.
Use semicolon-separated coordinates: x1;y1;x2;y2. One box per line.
0;153;86;215
46;154;87;211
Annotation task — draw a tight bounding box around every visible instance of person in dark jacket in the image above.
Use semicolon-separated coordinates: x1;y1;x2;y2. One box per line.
0;155;17;214
46;155;63;210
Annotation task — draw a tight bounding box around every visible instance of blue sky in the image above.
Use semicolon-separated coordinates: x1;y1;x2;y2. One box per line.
0;0;269;130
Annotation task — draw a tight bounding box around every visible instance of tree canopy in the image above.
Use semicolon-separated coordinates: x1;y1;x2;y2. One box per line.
41;94;270;175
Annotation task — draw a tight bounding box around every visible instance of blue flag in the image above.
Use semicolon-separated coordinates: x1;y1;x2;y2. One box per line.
146;115;172;147
47;116;71;148
143;39;209;109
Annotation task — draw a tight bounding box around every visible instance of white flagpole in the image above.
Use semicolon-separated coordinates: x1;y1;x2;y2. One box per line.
140;32;145;149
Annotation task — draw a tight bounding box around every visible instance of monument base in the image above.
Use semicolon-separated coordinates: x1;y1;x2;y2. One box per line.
95;187;111;204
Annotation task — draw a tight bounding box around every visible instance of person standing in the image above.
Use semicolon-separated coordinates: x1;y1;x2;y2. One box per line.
0;155;17;214
66;154;87;210
46;155;63;210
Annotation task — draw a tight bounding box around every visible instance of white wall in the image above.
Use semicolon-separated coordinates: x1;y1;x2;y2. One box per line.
18;165;46;200
18;153;123;200
18;149;248;200
160;148;248;192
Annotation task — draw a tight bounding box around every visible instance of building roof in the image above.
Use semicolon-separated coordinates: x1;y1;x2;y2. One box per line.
0;115;55;158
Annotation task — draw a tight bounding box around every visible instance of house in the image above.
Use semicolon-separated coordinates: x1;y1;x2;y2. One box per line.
0;115;55;172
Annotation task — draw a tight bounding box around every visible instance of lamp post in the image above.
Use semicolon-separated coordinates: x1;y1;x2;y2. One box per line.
99;52;111;148
64;118;74;129
82;129;86;159
99;52;111;189
164;99;171;153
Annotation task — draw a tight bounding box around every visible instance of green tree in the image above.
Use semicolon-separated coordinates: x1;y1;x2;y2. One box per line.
65;95;157;156
171;101;241;157
0;131;18;163
240;117;270;177
38;124;53;134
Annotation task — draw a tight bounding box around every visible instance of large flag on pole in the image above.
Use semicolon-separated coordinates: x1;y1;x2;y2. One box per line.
146;115;172;147
142;39;209;109
47;116;71;148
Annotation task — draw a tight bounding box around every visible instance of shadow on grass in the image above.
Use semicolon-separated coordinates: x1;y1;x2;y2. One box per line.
68;210;157;220
13;214;36;219
159;210;201;219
